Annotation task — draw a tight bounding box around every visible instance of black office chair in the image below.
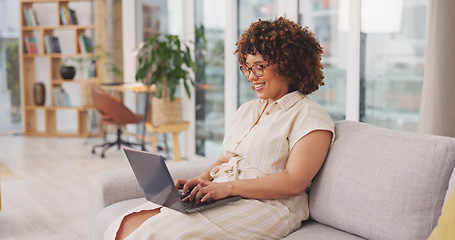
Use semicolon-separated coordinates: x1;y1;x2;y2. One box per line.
91;87;146;158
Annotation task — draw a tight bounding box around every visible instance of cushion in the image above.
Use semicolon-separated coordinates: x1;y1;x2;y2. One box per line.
284;220;365;240
427;187;455;240
309;120;455;240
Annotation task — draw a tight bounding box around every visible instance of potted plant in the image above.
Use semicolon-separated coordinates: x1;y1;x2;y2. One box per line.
135;34;196;126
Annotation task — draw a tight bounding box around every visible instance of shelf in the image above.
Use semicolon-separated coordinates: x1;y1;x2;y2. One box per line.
20;0;98;137
21;0;93;3
25;105;92;111
51;78;97;85
22;25;95;30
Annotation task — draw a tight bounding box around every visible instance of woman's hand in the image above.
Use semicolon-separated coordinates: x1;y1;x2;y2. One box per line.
183;179;231;203
175;178;199;196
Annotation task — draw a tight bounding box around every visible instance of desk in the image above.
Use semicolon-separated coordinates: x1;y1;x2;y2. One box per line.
145;121;190;162
99;82;156;93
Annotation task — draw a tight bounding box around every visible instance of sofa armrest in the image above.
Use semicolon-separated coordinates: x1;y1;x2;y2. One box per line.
87;159;212;236
88;168;141;215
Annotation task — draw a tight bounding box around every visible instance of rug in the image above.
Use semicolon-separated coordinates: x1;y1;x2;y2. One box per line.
0;162;16;179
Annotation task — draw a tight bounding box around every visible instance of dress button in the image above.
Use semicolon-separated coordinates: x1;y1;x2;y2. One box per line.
265;112;270;115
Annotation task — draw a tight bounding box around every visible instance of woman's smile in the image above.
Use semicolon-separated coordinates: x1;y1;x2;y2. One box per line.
253;81;266;91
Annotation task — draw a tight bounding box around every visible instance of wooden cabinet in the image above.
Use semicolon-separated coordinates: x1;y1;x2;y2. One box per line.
20;0;100;137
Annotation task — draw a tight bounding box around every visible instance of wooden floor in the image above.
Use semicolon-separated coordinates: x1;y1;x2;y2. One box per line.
0;134;149;240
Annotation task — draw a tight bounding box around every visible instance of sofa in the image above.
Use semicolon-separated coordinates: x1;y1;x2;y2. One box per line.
88;120;455;240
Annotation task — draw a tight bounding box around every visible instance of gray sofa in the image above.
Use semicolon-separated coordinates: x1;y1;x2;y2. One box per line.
88;120;455;240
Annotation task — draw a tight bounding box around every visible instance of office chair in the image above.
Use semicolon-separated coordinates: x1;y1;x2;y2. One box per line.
91;87;146;158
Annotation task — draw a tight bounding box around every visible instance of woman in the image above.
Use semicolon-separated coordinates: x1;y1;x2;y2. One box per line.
106;17;334;240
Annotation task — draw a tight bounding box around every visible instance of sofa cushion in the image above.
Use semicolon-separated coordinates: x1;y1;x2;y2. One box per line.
284;220;365;240
427;187;455;240
309;120;455;240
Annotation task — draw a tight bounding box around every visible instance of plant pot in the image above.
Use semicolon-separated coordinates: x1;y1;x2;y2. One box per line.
150;97;183;126
60;66;76;80
33;82;45;106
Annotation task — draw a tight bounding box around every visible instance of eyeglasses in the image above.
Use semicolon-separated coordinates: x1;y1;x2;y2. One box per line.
239;63;269;78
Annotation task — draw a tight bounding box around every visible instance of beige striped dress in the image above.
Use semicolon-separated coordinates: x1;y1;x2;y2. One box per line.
105;91;334;240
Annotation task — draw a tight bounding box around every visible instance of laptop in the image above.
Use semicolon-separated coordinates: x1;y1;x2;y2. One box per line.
123;148;242;214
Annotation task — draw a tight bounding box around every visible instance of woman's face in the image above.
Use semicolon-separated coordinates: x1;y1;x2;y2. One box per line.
244;53;289;102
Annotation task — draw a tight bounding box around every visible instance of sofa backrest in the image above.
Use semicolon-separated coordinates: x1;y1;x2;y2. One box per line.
309;120;455;240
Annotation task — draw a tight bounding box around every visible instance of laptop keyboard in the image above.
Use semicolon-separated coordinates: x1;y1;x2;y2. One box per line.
179;189;216;209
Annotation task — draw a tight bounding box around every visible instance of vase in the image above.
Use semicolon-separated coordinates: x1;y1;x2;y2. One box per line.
33;82;45;106
150;97;183;127
60;66;76;80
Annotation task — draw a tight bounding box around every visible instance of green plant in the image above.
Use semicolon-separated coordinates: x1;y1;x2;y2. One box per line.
135;34;196;101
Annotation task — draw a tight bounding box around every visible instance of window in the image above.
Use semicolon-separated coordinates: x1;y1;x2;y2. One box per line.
361;0;427;131
0;0;21;132
298;0;348;121
123;0;429;160
194;0;227;158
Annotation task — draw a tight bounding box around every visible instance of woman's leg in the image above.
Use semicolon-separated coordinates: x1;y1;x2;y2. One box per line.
115;208;161;240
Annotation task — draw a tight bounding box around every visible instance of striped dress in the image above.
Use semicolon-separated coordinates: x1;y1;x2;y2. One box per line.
105;91;334;240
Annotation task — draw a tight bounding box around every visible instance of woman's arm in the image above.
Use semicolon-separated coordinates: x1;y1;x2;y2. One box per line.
190;130;332;202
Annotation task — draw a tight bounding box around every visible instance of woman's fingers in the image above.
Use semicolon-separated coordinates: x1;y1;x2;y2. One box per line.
175;179;187;189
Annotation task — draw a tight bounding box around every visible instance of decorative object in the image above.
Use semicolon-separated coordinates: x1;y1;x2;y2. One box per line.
33;82;45;105
135;34;197;126
60;65;76;80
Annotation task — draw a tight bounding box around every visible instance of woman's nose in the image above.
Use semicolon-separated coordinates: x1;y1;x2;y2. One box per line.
248;72;258;82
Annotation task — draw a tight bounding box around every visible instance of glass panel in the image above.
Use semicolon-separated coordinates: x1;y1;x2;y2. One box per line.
298;0;348;121
136;0;182;45
361;0;428;131
194;0;226;158
237;0;278;105
0;0;21;132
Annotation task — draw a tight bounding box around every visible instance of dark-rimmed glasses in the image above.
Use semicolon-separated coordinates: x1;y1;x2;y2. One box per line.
239;63;269;78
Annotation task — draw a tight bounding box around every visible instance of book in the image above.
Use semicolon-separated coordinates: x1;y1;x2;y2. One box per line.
61;88;71;106
78;35;86;53
60;6;73;25
23;37;30;53
84;36;94;53
23;40;28;54
60;7;67;25
28;37;38;54
30;8;39;26
78;35;94;53
53;87;62;106
23;7;39;26
69;9;78;25
23;7;33;26
51;36;61;53
24;36;38;54
44;35;52;53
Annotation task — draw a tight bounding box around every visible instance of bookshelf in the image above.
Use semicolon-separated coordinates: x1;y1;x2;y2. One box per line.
20;0;100;137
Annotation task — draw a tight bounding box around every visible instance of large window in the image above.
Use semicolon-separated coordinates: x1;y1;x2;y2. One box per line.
0;0;21;133
194;0;226;158
123;0;428;161
361;0;427;131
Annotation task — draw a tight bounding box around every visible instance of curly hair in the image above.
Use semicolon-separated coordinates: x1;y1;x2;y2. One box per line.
234;17;324;95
